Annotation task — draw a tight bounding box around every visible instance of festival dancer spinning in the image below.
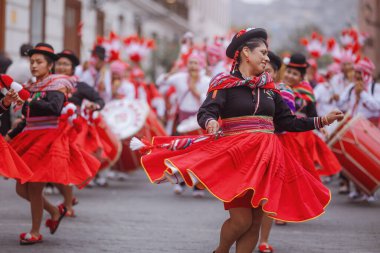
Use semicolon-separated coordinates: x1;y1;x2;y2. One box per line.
136;28;344;253
282;53;341;178
6;43;100;245
54;49;105;216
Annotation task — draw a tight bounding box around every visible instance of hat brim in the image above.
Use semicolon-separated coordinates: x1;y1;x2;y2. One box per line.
57;53;80;67
27;49;59;61
226;28;268;59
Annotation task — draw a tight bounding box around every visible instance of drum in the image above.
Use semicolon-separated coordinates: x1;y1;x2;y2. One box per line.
176;115;205;135
328;116;380;195
102;99;167;172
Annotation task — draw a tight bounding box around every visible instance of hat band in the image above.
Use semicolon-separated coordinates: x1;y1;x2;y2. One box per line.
287;63;308;68
34;46;54;53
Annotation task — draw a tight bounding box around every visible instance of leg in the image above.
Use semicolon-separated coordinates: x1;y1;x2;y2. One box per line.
235;208;264;253
55;184;74;214
258;214;273;246
16;181;60;219
16;181;29;200
215;208;253;253
27;182;45;237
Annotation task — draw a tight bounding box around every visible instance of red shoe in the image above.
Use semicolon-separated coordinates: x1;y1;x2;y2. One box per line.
59;197;79;208
19;233;43;245
258;243;274;253
45;206;67;234
58;204;76;217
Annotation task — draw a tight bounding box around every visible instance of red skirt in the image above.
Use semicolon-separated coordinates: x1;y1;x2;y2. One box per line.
0;136;33;184
141;132;331;222
73;116;121;170
10;123;100;188
279;131;341;176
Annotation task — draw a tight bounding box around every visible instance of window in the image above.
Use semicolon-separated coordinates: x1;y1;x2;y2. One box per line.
64;0;82;57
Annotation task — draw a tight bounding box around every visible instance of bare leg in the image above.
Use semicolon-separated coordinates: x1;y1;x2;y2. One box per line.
27;182;45;237
259;214;273;245
55;184;74;214
215;208;253;253
16;182;29;200
235;208;264;253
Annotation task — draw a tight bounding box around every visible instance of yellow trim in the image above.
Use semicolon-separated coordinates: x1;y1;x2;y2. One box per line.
161;157;332;223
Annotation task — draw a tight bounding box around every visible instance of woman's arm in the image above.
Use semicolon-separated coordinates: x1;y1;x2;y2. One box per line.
274;93;321;132
7;119;26;139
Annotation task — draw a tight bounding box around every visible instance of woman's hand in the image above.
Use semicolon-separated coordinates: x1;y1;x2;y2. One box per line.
206;119;219;134
324;109;344;125
3;89;19;107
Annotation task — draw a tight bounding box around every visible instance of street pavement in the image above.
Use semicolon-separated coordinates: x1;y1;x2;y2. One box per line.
0;170;379;253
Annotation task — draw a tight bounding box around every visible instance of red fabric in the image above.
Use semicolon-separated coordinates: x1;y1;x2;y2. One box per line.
74;116;103;155
10;122;100;189
278;132;320;180
279;131;341;176
72;116;120;170
141;132;331;222
0;136;33;183
94;117;121;169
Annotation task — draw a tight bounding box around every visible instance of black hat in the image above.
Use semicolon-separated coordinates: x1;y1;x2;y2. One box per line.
286;53;309;75
91;45;106;61
57;49;80;67
268;51;282;71
226;28;268;59
27;43;59;60
20;43;33;57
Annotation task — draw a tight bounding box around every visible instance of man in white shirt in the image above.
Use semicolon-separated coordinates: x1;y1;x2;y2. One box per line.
156;53;210;197
158;53;210;126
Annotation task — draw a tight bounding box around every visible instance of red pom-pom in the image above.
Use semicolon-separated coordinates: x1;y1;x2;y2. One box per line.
0;74;13;88
67;108;74;116
18;89;30;101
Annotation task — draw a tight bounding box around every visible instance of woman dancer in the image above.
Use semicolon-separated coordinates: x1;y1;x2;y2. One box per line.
137;28;344;253
6;43;100;245
54;49;105;216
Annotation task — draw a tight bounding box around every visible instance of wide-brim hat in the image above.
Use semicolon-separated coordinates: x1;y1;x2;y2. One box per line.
57;49;80;67
226;28;268;59
27;42;59;60
268;51;282;71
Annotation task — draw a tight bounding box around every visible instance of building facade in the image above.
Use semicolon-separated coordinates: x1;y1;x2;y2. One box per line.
1;0;231;58
359;0;380;80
